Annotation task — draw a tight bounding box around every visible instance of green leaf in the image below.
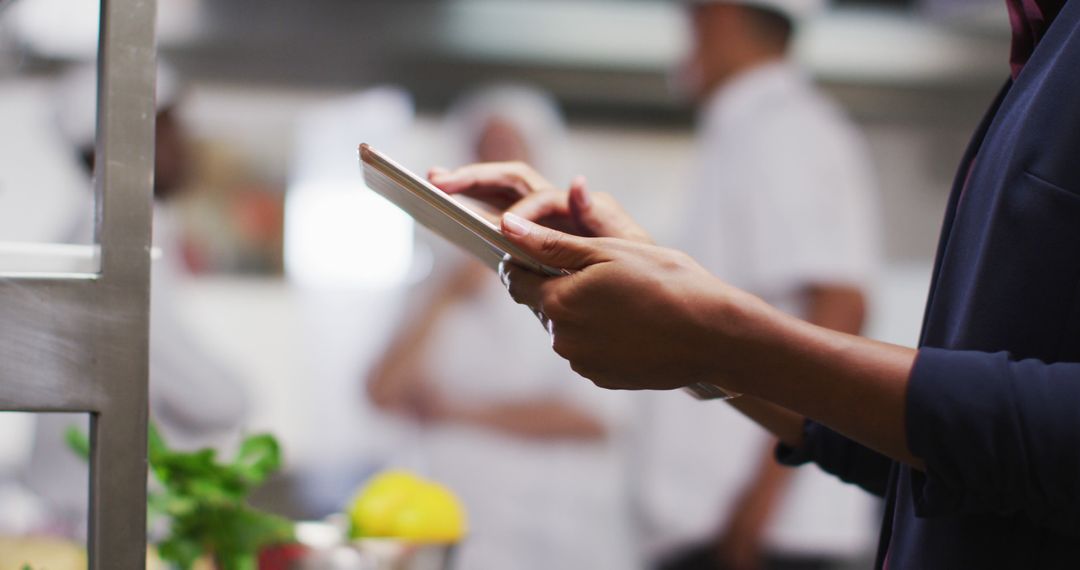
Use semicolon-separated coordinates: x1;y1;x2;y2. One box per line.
148;421;169;463
231;434;282;485
215;550;258;570
157;535;202;570
205;505;294;567
65;425;90;461
149;489;200;519
65;421;293;570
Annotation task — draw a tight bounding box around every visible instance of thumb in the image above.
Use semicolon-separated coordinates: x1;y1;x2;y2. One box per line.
501;212;605;271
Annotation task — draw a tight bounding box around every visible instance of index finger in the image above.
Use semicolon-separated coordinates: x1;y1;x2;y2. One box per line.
506;190;572;223
429;162;555;200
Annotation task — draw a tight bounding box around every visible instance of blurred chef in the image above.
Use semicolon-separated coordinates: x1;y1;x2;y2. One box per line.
20;63;250;535
367;85;641;570
642;1;882;569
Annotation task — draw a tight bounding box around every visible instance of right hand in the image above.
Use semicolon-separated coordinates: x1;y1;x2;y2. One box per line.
429;162;653;243
496;213;763;394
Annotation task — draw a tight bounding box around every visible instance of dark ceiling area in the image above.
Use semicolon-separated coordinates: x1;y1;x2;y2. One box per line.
2;0;1008;126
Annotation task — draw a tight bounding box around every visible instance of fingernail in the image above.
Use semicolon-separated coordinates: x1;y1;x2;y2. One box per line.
502;213;532;237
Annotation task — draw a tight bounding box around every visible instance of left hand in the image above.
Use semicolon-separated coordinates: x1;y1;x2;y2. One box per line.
399;381;453;424
430;163;653;243
496;212;765;392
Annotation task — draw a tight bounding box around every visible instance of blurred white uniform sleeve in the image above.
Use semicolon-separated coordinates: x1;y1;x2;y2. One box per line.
742;112;880;301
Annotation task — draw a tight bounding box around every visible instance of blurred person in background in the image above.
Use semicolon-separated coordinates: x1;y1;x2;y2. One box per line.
366;85;641;570
19;63;250;536
645;1;881;569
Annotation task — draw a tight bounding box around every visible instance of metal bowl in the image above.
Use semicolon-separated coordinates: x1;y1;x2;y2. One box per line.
290;518;457;570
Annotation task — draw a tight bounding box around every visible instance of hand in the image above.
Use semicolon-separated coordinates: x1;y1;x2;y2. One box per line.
429;162;653;243
497;212;766;392
402;382;453;425
367;366;425;412
368;362;447;420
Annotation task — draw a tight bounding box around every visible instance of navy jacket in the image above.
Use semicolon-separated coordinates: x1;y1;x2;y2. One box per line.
778;1;1080;567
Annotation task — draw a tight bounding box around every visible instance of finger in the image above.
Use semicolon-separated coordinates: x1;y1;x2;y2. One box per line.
570;182;654;244
506;190;572;223
434;165;533;196
429;162;552;199
502;262;549;308
569;176;590;208
501;213;609;271
568;176;600;235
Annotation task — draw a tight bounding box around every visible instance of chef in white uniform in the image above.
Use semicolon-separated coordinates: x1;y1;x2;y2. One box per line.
366;85;642;570
640;1;882;569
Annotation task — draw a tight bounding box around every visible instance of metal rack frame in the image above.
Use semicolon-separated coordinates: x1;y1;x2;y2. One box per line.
0;0;156;567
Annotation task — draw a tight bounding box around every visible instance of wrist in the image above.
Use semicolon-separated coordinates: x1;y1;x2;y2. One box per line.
700;283;783;395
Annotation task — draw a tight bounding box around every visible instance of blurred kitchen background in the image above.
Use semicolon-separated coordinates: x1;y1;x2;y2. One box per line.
0;0;1009;567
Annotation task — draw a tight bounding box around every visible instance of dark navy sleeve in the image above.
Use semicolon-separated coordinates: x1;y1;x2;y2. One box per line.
776;419;893;497
907;347;1080;532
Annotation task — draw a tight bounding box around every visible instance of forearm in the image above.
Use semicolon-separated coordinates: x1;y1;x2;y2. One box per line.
723;284;867;449
485;215;916;464
453;399;607;441
367;293;457;407
715;294;920;468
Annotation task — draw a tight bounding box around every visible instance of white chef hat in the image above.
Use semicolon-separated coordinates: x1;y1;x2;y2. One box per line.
53;61;181;151
684;0;826;23
444;83;569;182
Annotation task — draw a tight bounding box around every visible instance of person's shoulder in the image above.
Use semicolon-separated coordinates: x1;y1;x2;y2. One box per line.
759;77;868;157
772;74;856;131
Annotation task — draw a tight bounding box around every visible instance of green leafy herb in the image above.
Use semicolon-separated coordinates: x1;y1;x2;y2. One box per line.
67;423;294;570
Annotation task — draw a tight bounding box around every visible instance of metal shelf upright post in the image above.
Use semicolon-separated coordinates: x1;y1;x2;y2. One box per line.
0;0;157;567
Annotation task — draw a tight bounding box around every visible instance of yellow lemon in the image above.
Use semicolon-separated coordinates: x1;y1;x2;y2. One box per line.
389;482;468;544
348;470;425;538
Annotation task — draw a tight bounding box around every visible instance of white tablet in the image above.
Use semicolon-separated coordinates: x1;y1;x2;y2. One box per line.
360;143;565;277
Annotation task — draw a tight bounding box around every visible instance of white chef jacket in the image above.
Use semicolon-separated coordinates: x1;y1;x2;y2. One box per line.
381;245;642;570
639;61;881;558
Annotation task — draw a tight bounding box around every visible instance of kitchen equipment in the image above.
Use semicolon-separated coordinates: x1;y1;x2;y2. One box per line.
291;517;457;570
